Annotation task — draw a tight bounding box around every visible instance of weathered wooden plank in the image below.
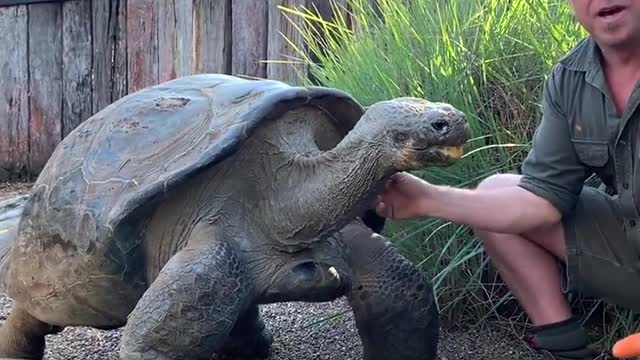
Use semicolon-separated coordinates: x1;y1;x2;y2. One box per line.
63;0;92;137
91;0;111;112
0;0;63;6
113;0;128;100
158;0;193;82
267;0;308;84
28;2;63;174
127;0;158;92
0;5;29;178
193;0;231;74
231;0;268;78
93;0;125;112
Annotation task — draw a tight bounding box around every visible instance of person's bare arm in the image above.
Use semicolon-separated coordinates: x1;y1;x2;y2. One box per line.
423;184;561;234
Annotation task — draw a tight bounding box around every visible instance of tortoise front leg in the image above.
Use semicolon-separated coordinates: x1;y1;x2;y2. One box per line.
340;220;440;360
119;226;253;360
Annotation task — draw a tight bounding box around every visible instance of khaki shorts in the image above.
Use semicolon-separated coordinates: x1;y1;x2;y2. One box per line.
563;185;640;312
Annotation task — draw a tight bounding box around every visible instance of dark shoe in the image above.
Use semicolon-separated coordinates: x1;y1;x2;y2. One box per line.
524;317;596;360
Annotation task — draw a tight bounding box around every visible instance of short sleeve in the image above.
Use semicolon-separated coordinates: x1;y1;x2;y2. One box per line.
517;66;591;216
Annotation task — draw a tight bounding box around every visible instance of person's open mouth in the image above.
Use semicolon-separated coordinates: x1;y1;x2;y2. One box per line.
597;5;627;20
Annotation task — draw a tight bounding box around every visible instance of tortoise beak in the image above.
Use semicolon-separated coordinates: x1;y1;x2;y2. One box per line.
395;142;466;171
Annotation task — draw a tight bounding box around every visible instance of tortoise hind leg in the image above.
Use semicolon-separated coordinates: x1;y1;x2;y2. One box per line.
340;220;440;360
0;305;63;359
216;304;273;359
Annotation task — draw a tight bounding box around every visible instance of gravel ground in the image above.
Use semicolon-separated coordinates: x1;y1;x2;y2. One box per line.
0;181;542;359
0;181;33;200
0;293;541;360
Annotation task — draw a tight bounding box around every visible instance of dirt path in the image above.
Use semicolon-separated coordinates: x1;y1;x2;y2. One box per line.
0;182;542;359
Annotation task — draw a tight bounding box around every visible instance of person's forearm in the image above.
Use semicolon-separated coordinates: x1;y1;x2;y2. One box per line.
422;185;561;234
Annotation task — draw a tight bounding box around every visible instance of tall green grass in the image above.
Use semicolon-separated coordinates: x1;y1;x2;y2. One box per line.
278;0;639;350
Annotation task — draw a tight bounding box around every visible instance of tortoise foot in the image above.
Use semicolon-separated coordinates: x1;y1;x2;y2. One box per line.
216;330;273;359
216;305;273;359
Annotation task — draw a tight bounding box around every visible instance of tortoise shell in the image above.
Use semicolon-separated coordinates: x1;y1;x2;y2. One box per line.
16;74;378;261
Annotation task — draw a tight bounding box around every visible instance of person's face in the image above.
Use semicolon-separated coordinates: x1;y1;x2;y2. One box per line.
568;0;640;49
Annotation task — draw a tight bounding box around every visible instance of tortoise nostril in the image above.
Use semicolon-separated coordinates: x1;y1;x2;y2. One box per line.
431;119;449;133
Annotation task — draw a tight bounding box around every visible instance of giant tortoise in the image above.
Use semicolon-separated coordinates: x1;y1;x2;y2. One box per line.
0;74;468;359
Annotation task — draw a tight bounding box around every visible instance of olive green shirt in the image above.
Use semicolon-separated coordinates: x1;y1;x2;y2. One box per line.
518;37;640;219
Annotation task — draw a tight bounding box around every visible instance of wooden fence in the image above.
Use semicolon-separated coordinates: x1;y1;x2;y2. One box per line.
0;0;351;180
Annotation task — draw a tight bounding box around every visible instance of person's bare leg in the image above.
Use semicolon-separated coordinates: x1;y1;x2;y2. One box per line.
472;174;595;359
472;174;571;325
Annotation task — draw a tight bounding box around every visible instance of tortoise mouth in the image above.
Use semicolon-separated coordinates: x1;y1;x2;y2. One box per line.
406;122;469;165
397;144;466;170
416;144;465;160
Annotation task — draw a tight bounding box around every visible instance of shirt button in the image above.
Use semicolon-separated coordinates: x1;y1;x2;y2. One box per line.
623;183;629;189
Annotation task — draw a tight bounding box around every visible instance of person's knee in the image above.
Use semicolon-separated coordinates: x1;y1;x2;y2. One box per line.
472;174;566;256
472;173;521;243
473;226;500;246
476;173;522;191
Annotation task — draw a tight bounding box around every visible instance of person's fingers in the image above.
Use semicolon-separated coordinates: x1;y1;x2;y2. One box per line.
375;200;392;218
390;172;406;183
370;195;382;209
384;177;395;190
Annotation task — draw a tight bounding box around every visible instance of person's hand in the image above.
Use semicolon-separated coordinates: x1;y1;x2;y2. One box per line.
374;172;432;220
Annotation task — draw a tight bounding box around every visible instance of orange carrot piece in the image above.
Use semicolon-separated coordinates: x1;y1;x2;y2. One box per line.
613;333;640;358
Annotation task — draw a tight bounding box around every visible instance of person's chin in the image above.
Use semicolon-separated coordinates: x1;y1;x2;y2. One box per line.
594;29;637;48
593;21;637;46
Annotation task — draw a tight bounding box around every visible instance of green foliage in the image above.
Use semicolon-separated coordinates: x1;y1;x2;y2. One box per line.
278;0;640;350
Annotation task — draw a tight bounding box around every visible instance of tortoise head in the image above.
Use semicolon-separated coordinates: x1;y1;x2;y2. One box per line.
358;97;469;171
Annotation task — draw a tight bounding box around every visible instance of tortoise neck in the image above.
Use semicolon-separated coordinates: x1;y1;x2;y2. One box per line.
270;127;394;247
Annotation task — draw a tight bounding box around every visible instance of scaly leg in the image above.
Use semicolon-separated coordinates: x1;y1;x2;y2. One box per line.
0;305;63;359
340;219;439;360
119;225;253;360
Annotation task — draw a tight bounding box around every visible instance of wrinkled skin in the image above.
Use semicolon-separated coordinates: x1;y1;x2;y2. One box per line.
0;75;467;360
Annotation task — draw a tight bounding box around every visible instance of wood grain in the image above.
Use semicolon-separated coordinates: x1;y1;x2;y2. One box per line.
62;0;92;137
158;0;193;82
0;5;29;178
28;2;63;174
92;0;126;112
127;0;158;92
267;0;308;84
0;0;63;6
113;0;128;101
193;0;231;74
231;0;267;78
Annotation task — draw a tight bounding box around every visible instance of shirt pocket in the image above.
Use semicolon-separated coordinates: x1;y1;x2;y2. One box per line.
570;138;610;168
